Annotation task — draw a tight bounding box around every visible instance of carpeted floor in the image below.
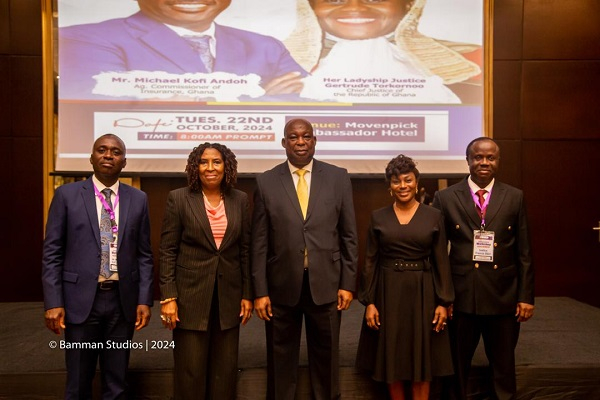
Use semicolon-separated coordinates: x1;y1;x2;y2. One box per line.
2;297;600;399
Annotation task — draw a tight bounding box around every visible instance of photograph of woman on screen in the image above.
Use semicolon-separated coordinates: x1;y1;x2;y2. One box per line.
289;0;482;104
58;0;307;101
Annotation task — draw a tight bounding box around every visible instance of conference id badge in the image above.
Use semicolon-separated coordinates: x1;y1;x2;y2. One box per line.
109;242;118;272
472;230;494;262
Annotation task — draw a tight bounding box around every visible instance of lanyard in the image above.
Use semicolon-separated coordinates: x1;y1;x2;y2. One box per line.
470;187;492;229
94;185;120;235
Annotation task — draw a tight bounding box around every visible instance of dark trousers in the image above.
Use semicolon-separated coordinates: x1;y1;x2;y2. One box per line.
447;312;520;400
173;284;240;400
64;285;133;400
266;270;341;400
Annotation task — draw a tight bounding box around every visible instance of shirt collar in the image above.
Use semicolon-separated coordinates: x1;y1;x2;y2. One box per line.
288;159;314;175
92;175;120;195
165;22;216;40
467;176;494;193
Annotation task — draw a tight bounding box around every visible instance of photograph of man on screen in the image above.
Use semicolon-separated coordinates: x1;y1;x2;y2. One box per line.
58;0;307;101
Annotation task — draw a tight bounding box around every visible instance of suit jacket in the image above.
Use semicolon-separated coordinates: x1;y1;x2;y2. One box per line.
251;160;358;306
159;187;251;331
432;179;534;315
59;12;306;99
42;178;154;324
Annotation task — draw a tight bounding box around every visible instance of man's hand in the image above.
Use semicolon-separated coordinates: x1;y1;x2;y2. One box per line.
337;289;353;311
45;307;66;334
516;302;534;322
254;296;273;321
262;72;303;95
135;305;151;331
240;299;253;326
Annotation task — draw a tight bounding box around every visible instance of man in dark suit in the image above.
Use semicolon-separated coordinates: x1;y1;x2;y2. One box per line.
252;118;358;400
432;137;535;400
59;0;306;99
43;134;154;399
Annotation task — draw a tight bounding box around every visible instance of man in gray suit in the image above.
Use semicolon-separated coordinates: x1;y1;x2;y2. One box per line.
252;118;358;400
432;137;535;400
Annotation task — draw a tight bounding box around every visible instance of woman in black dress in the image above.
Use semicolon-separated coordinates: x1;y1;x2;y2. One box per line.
357;154;454;400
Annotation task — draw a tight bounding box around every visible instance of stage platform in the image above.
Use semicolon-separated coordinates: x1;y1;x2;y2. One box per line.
1;297;599;399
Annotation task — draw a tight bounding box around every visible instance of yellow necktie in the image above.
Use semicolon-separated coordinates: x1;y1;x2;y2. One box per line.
295;169;308;219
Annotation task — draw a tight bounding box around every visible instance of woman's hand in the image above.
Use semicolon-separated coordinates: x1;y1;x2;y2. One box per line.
432;305;448;333
365;304;380;330
240;299;253;325
160;300;179;331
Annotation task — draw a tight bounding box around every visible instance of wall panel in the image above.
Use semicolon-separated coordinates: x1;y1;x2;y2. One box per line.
0;0;44;301
10;138;43;300
0;137;12;301
522;61;600;140
0;56;10;135
493;0;523;60
9;0;41;55
0;0;9;54
10;56;43;137
523;0;600;59
493;61;522;140
522;140;600;307
493;139;522;189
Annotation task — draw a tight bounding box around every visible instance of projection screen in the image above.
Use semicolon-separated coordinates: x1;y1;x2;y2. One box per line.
54;0;489;174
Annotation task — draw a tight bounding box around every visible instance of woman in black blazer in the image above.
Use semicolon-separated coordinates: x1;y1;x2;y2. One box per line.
159;143;252;400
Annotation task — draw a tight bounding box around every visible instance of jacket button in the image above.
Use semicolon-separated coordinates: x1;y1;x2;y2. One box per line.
493;265;498;270
475;263;479;269
455;224;460;229
508;226;512;230
494;242;498;247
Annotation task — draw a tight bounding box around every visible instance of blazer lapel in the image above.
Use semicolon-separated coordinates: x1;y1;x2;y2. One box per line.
305;160;324;221
127;12;209;73
116;183;130;252
484;182;506;227
82;179;100;248
455;180;482;227
213;24;242;73
279;163;304;221
187;191;217;249
220;194;236;250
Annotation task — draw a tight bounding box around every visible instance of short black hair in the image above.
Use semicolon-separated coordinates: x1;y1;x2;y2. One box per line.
93;133;126;155
465;137;499;158
385;154;420;182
